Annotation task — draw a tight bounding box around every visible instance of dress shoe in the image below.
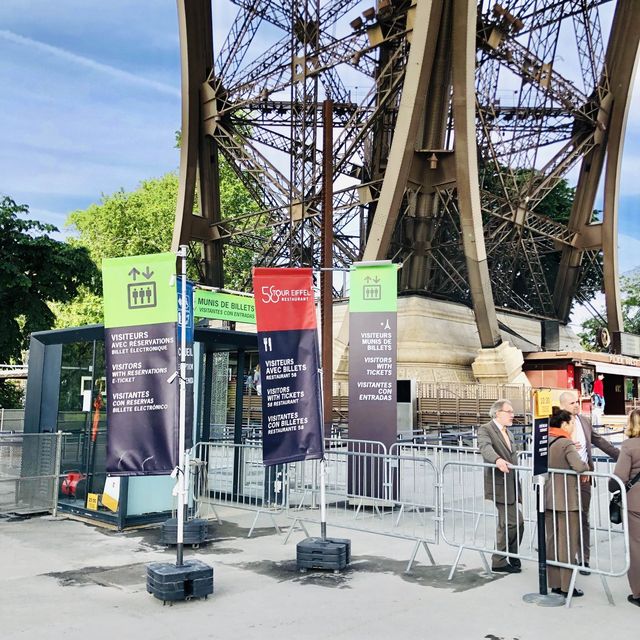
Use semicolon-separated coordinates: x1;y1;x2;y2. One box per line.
492;564;521;574
628;595;640;607
579;562;590;576
552;587;584;597
509;559;521;569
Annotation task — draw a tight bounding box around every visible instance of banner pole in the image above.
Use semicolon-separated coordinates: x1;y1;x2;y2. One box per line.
320;458;327;541
176;245;188;567
318;366;328;541
523;390;562;605
536;475;548;594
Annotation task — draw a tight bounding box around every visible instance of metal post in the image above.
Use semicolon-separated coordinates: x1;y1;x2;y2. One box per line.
320;458;327;541
176;245;188;567
321;99;334;439
318;367;327;542
316;99;334;541
233;348;246;500
536;476;548;595
52;431;63;518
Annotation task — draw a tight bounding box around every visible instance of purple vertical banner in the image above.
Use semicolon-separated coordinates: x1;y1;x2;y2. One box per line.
102;252;179;476
253;268;324;465
105;323;178;474
348;262;398;499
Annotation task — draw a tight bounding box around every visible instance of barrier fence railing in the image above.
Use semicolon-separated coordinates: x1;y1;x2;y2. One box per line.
286;445;439;570
192;440;287;536
0;431;65;516
440;458;629;606
0;409;25;433
191;437;629;604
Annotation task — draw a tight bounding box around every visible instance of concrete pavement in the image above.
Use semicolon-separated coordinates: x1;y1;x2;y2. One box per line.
1;508;638;640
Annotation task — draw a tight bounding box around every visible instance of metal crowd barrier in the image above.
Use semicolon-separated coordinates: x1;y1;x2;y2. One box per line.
191;434;629;603
192;441;288;536
0;408;25;433
286;443;438;570
0;432;65;516
440;458;629;606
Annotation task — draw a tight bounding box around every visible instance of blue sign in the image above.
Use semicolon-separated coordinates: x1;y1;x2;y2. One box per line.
177;277;194;345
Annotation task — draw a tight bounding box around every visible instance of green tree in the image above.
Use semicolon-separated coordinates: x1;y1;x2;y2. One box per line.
578;274;640;350
217;158;261;290
481;166;602;312
577;316;605;351
68;174;178;264
57;162;262;326
620;274;640;335
0;196;97;406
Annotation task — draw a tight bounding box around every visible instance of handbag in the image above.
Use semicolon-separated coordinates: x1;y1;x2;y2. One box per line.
610;469;640;525
609;491;623;524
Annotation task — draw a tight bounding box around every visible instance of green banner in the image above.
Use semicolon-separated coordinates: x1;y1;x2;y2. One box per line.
349;261;398;313
194;290;256;323
102;252;177;328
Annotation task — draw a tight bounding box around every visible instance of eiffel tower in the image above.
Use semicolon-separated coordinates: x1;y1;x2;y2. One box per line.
172;0;640;379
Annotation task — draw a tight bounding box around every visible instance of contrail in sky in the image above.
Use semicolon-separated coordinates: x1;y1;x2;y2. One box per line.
0;29;181;98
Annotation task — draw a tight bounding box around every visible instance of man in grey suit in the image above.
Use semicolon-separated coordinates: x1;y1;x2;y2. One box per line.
559;390;619;573
478;399;524;573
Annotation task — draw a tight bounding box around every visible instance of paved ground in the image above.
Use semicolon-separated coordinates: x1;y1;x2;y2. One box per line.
1;507;638;640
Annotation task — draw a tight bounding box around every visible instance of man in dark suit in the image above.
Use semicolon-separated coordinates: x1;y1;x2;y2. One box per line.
559;390;619;574
478;399;524;573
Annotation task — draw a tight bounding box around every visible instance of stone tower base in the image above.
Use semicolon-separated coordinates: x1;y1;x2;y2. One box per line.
333;295;580;384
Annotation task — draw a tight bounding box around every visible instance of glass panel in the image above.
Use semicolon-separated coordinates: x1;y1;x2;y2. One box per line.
57;340;111;514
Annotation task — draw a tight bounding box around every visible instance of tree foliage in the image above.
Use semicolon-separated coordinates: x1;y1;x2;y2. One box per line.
578;274;640;350
480;166;602;312
68;174;178;264
0;196;97;406
0;380;23;409
58;160;262;326
217;157;261;291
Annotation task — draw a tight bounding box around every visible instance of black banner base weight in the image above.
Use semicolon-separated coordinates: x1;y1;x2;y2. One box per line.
159;518;210;547
522;592;565;607
146;559;213;604
296;537;351;572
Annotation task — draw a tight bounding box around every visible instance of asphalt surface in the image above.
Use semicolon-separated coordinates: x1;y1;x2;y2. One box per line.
1;507;638;639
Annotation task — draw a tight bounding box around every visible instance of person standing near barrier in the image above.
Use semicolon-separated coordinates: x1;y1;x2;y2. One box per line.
592;373;605;412
609;409;640;607
559;390;619;574
546;407;589;598
478;399;524;573
253;364;262;396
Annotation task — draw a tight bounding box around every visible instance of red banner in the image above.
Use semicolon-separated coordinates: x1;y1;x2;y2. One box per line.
252;267;323;465
253;268;316;331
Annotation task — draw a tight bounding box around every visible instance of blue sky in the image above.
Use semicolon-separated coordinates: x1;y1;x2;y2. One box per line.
0;1;182;232
1;1;639;277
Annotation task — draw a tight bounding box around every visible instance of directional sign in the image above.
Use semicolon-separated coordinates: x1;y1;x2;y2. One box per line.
193;289;256;323
103;252;179;476
348;261;398;499
103;253;176;327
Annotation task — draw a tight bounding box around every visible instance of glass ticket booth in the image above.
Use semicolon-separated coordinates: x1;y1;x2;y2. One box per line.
24;324;257;528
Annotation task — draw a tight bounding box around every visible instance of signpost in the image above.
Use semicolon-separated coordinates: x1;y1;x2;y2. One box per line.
193;289;255;323
348;261;398;498
523;389;564;607
253;267;350;571
103;252;179;476
145;247;214;601
252;267;324;465
175;248;188;566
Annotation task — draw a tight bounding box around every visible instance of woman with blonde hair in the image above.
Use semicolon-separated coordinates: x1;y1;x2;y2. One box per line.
610;408;640;607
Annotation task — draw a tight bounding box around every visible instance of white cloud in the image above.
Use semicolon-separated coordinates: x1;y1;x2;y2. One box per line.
0;29;180;98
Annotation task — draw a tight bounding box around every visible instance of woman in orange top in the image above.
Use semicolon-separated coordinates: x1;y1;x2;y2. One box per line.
545;407;589;597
